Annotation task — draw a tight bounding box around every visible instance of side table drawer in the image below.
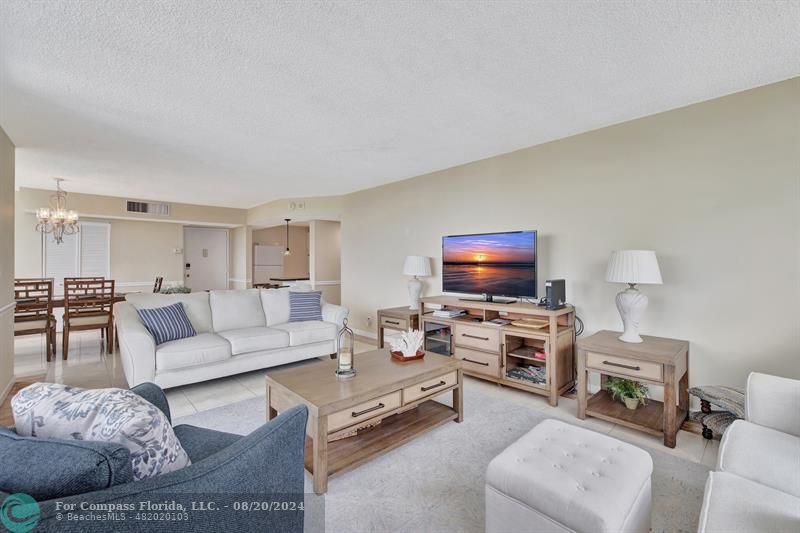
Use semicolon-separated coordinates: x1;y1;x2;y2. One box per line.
455;347;500;377
454;324;500;353
587;352;663;382
380;316;408;330
403;371;458;404
328;391;401;432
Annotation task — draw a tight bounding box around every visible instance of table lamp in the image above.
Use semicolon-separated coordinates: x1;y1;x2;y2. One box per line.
605;250;662;343
403;256;431;310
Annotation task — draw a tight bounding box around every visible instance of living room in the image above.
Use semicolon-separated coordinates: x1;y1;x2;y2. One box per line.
1;2;798;532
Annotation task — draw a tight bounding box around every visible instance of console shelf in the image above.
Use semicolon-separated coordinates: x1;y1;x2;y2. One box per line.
419;296;575;406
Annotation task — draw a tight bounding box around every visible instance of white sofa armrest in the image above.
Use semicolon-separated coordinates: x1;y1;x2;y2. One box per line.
322;303;349;329
115;302;157;387
746;372;800;437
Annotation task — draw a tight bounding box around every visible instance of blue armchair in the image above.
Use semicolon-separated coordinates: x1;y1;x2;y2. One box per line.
1;383;308;532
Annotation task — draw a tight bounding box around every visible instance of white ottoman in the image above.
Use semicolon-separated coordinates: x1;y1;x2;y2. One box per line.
486;419;653;533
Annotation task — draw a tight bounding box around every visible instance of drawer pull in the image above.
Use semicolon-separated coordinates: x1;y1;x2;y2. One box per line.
421;380;446;392
351;403;385;418
385;320;400;325
603;360;641;371
462;333;489;341
464;358;489;366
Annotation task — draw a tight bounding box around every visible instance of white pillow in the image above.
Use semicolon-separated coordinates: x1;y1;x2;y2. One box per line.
209;289;265;331
11;383;191;481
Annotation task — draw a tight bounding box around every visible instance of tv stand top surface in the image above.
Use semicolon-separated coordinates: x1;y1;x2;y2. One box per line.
420;295;573;317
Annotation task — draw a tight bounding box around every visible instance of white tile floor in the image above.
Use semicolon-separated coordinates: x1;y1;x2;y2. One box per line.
13;331;717;464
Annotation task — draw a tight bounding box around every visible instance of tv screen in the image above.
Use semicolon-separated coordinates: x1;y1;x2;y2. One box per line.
442;231;537;298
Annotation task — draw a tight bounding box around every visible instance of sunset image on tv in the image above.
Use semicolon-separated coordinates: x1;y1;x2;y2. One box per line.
442;231;536;297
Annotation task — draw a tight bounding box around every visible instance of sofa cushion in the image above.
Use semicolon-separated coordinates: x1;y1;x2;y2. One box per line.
0;426;133;500
217;327;289;355
260;288;291;326
137;302;196;345
156;333;232;371
210;289;265;331
717;419;800;498
126;292;213;333
289;291;324;322
11;383;191;481
272;321;337;346
173;425;243;463
698;472;800;533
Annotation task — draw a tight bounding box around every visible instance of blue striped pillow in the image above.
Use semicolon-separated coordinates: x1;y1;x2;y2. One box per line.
136;302;196;345
289;291;323;322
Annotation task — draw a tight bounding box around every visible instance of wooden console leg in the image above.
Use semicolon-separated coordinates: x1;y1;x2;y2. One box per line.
577;348;587;420
312;416;328;494
454;369;464;423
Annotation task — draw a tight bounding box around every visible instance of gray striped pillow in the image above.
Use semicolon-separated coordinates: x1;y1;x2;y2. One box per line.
137;302;196;345
289;291;323;322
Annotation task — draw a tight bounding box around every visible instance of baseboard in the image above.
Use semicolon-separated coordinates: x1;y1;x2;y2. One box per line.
0;376;15;405
353;328;377;340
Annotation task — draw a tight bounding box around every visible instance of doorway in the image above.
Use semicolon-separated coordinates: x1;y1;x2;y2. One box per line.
183;227;229;291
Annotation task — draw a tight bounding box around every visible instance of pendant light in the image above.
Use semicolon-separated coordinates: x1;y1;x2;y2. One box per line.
284;218;291;256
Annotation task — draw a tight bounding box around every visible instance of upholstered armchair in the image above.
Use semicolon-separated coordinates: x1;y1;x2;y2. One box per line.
1;383;308;532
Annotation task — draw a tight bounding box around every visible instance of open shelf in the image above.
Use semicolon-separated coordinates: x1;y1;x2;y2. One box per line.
304;400;457;479
586;390;687;437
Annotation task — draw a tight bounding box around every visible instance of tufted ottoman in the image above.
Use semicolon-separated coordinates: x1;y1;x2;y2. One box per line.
486;419;653;533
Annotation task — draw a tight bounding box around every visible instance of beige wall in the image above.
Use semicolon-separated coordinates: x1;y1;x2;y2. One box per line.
252;225;310;279
310;220;341;304
0;128;15;399
16;187;246;227
229;226;253;289
15;211;185;292
341;79;800;391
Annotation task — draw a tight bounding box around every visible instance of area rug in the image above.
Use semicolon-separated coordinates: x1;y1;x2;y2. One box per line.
175;386;709;533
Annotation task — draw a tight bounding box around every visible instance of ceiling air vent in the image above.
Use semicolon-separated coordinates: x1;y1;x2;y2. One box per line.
126;200;171;216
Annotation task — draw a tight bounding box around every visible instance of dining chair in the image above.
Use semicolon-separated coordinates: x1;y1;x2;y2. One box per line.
63;279;115;358
153;276;164;293
14;279;57;361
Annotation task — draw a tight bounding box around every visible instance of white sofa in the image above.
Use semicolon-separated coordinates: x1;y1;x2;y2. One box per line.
115;288;348;389
698;372;800;532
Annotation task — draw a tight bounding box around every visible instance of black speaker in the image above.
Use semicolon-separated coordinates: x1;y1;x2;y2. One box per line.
545;279;566;310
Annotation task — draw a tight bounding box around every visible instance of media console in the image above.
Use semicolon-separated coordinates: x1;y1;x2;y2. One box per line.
418;295;575;406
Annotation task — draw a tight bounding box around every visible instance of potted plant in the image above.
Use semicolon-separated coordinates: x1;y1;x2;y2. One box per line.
605;377;648;410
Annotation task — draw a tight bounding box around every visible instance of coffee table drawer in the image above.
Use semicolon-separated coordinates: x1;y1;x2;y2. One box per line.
328;391;401;432
403;371;458;404
380;316;408;330
586;352;663;382
455;324;500;353
455;347;500;377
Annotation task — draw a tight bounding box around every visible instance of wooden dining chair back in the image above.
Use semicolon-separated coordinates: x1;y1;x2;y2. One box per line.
63;279;116;358
153;276;164;293
14;279;57;361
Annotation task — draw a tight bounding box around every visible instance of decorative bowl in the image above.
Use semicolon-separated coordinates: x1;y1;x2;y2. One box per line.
390;350;425;362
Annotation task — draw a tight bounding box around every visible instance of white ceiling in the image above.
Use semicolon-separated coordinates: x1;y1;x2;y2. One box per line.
1;1;798;208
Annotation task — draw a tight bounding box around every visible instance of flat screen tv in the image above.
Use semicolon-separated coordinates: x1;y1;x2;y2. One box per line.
442;231;537;300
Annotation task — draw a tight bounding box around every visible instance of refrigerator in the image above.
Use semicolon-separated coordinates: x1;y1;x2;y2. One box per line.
253;245;285;284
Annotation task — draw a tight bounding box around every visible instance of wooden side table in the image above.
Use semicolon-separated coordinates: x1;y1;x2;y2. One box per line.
577;330;689;448
377;306;420;348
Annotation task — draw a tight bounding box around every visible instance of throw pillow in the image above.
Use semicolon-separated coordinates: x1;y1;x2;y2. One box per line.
288;291;323;322
11;383;191;481
137;302;196;345
0;427;133;500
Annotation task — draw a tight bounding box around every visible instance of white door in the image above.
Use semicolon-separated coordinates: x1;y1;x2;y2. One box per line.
183;227;229;291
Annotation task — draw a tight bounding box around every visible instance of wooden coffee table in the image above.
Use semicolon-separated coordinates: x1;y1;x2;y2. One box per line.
265;349;463;494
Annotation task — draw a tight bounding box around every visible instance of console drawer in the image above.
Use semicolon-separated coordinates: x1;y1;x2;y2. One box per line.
380;316;408;330
403;371;458;404
328;391;401;432
586;352;663;382
455;347;500;377
454;324;500;353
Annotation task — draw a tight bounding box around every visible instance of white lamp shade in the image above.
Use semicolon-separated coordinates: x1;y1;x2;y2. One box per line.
606;250;663;285
403;255;432;277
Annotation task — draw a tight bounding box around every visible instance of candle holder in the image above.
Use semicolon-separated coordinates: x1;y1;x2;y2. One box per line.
335;318;356;379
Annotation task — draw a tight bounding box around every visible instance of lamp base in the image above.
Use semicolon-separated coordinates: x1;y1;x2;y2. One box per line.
407;277;422;310
615;285;648;343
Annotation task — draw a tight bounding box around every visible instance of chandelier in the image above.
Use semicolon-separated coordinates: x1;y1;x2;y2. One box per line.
36;178;80;244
